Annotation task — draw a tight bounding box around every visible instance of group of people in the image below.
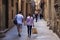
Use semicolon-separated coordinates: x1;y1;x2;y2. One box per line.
14;11;43;38
13;0;44;38
14;11;34;38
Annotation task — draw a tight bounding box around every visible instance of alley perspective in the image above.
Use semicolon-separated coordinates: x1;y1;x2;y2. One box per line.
0;19;60;40
0;0;60;40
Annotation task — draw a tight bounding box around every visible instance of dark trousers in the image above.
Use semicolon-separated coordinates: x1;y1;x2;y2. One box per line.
40;14;43;19
27;25;32;36
35;14;38;22
41;7;44;19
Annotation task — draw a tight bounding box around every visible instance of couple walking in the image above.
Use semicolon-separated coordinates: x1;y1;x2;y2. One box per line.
14;11;34;37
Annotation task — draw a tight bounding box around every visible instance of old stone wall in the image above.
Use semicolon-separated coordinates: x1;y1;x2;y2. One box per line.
44;0;60;38
0;0;18;31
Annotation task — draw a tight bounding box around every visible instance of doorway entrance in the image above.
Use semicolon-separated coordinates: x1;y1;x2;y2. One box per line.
2;0;8;29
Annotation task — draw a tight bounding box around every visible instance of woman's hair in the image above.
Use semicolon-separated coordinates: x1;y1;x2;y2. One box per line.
28;14;32;17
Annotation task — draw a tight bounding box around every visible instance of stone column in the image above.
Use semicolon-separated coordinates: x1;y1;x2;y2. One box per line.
0;0;5;38
0;0;2;29
47;0;51;26
23;0;26;18
27;2;31;14
50;0;55;30
52;0;58;32
44;0;49;21
56;0;60;37
18;0;21;11
8;0;13;27
58;0;60;37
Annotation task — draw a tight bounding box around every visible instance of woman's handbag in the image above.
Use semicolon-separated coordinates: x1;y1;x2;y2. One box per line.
32;27;38;34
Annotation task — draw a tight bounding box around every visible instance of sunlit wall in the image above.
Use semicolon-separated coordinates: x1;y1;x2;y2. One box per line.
34;0;41;13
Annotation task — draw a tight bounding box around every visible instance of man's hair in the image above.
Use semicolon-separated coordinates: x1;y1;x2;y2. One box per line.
19;11;22;14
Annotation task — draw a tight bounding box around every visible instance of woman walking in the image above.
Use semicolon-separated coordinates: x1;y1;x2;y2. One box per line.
26;14;34;38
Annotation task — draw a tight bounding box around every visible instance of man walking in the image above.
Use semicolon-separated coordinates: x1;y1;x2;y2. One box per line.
35;13;38;22
14;11;24;37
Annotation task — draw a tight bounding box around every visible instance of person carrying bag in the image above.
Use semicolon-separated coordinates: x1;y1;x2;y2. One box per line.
13;16;17;25
26;14;34;38
13;11;24;37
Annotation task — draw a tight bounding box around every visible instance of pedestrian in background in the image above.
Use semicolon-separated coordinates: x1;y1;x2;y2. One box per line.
26;14;34;38
14;11;24;37
35;13;38;22
40;0;45;19
33;14;35;20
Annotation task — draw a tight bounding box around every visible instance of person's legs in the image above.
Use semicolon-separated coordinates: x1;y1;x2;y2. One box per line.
27;25;32;38
17;24;22;37
20;24;22;32
27;25;30;37
29;26;32;37
40;14;42;19
36;17;37;22
35;14;38;22
41;8;44;18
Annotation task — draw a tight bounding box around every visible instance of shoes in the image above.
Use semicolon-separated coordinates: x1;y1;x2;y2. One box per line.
18;34;21;37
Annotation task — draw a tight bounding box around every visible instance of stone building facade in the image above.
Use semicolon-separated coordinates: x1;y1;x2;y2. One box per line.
44;0;60;38
0;0;18;32
26;0;34;17
0;0;19;37
21;0;35;18
0;0;33;32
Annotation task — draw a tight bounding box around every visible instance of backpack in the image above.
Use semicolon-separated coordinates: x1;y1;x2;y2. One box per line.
13;16;17;25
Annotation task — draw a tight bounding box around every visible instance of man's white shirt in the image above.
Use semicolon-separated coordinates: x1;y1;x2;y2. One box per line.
16;14;23;24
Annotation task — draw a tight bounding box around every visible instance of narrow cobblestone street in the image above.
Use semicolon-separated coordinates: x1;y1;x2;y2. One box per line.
1;19;60;40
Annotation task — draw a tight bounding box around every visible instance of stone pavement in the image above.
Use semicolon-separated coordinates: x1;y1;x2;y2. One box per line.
0;19;60;40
